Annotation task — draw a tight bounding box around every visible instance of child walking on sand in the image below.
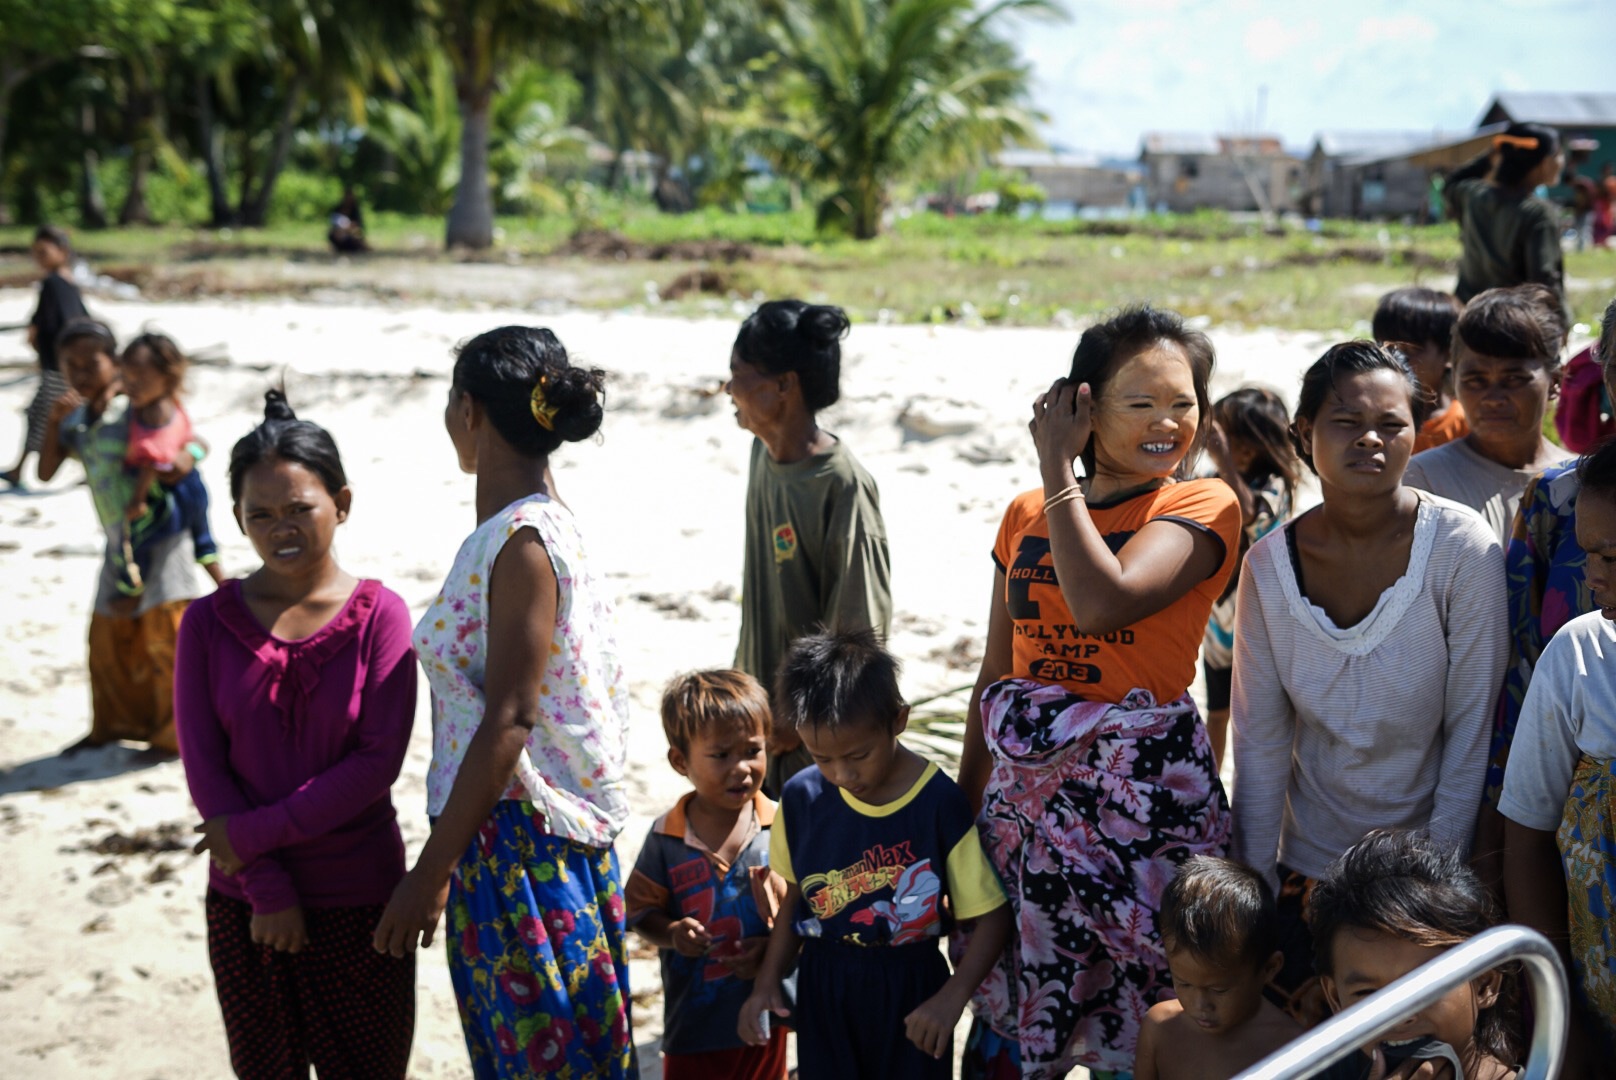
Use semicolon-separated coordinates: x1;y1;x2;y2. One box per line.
1200;388;1298;767
179;390;418;1078
738;628;1011;1079
1309;831;1518;1080
117;333;225;588
628;670;792;1079
1134;857;1299;1079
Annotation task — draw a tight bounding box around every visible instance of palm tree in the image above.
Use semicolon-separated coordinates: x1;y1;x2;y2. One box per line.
422;0;584;249
755;0;1054;239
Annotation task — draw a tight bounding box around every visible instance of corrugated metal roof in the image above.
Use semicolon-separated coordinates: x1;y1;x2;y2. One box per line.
1483;92;1616;128
996;148;1103;169
1140;132;1222;155
1312;131;1446;159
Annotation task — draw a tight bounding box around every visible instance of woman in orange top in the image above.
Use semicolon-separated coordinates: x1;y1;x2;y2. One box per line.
958;306;1241;1080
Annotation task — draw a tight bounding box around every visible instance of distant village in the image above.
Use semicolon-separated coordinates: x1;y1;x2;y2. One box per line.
992;91;1616;222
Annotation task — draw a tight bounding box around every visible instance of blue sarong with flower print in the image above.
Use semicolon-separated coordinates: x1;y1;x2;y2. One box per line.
447;800;637;1079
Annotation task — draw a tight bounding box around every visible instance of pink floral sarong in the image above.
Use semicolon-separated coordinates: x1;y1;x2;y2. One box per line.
968;680;1231;1077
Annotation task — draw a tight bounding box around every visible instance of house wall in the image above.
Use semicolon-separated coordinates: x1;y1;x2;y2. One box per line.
1143;153;1298;213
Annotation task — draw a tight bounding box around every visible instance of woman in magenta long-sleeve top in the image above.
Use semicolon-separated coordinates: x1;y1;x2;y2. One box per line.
178;389;417;1080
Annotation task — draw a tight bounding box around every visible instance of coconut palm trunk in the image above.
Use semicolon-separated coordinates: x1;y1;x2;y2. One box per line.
446;83;494;249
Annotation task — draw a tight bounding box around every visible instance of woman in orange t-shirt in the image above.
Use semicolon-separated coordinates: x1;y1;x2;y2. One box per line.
958;306;1240;1080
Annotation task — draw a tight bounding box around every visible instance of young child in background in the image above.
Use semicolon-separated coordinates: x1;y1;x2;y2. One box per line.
1133;856;1299;1080
627;670;791;1080
1200;387;1299;767
738;628;1010;1079
1373;286;1465;453
118;333;224;588
1501;437;1616;1054
1310;831;1518;1080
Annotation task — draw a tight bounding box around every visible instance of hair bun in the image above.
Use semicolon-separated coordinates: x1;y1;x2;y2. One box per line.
545;365;607;443
263;388;298;423
797;305;851;347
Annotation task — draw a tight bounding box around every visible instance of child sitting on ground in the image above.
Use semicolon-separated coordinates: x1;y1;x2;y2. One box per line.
627;670;792;1080
1310;830;1518;1080
737;628;1011;1079
1373;286;1465;453
1501;436;1616;1056
1133;856;1299;1079
117;333;224;588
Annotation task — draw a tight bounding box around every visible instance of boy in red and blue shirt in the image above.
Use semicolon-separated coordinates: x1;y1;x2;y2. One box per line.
626;670;792;1080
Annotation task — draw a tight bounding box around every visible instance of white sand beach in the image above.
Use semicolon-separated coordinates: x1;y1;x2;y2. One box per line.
0;290;1343;1078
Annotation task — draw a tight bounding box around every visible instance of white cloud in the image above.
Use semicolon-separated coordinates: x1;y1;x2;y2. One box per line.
1355;14;1439;44
1243;17;1318;63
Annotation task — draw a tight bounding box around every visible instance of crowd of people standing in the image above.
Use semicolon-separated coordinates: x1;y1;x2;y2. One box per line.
4;121;1615;1080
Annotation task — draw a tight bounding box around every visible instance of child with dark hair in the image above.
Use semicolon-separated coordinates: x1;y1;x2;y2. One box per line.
1443;123;1569;320
178;389;418;1078
1133;857;1298;1079
1309;831;1518;1079
1231;341;1506;1025
4;225;87;487
1200;386;1299;766
724;300;892;797
737;628;1010;1079
1501;437;1616;1052
627;670;792;1080
1405;285;1567;547
1372;286;1467;453
373;326;637;1079
37;318;207;753
117;333;225;588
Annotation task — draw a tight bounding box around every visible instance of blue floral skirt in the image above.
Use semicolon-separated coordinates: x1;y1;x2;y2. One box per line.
446;800;637;1079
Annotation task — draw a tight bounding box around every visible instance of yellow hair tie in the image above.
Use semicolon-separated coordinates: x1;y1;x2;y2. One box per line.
530;376;558;430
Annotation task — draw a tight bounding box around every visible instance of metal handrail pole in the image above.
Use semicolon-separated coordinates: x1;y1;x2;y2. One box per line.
1232;925;1568;1080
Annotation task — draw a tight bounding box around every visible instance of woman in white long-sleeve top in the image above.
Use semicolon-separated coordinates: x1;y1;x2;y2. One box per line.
1229;341;1507;1027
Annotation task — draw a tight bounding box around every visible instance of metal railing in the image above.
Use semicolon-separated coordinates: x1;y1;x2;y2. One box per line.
1232;925;1568;1080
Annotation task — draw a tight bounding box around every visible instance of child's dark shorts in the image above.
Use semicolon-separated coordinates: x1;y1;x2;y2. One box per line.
794;937;952;1080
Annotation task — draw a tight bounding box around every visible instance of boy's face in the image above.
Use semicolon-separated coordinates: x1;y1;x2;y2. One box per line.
61;341;117;399
1399;340;1449;398
799;707;908;802
1322;927;1500;1066
1453;344;1555;454
1165;946;1279;1037
1575;490;1616;620
669;725;766;813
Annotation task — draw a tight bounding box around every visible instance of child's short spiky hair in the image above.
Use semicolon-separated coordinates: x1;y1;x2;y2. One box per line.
773;626;904;733
1159;856;1280;971
660;669;771;754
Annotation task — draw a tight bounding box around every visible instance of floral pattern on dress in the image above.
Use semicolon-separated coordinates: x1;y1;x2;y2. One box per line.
447;800;637;1079
1488;461;1587;804
416;495;630;846
967;680;1230;1078
1558;755;1616;1048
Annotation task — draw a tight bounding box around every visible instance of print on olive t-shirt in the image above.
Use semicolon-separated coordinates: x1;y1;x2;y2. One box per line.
991;479;1240;704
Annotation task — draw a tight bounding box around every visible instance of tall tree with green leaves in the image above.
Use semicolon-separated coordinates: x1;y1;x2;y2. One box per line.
421;0;583;249
755;0;1053;239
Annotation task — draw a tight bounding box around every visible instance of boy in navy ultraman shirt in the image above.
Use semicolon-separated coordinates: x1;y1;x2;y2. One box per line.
626;671;792;1080
739;629;1011;1079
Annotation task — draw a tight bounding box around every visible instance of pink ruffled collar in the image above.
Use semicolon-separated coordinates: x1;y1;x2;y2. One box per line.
213;578;381;731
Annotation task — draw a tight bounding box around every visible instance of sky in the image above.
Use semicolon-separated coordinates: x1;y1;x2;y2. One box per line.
1005;0;1611;157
